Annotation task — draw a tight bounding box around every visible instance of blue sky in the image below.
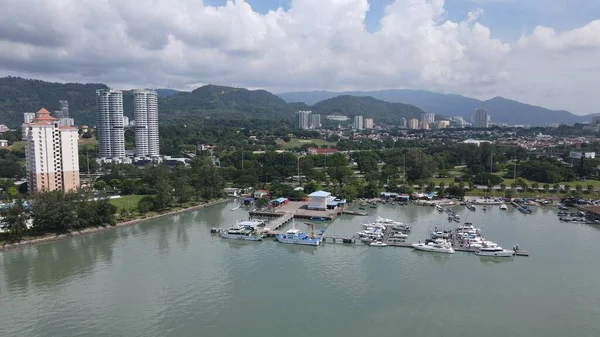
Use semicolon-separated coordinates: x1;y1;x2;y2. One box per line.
205;0;600;41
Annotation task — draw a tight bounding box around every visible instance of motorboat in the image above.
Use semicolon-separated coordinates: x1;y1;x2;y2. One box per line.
220;222;264;241
310;216;327;221
412;239;455;254
391;232;408;239
475;243;514;257
435;205;444;212
431;230;450;239
369;241;387;247
276;228;322;246
500;203;508;210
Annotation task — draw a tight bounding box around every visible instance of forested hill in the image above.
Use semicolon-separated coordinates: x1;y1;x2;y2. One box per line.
0;77;426;127
311;95;425;123
0;77;107;126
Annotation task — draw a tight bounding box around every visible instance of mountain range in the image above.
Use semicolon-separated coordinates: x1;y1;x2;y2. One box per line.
279;89;591;125
0;77;590;127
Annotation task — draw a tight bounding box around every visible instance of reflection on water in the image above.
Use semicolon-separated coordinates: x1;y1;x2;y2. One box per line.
411;250;452;265
478;256;516;265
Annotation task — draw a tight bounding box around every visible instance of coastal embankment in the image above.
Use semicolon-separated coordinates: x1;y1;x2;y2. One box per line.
0;198;229;252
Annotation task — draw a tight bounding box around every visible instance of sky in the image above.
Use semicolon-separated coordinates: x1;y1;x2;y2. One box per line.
1;0;600;114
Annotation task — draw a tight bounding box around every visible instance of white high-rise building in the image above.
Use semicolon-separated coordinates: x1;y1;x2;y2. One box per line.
123;116;130;127
134;89;160;157
474;109;490;128
421;112;435;124
96;89;125;158
408;118;419;130
364;118;374;129
23;108;80;193
400;118;407;128
298;111;311;129
310;113;321;129
24;112;36;124
354;116;364;130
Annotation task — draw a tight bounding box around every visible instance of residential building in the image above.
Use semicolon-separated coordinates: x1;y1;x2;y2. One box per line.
58;118;74;126
307;147;340;155
123;116;130;127
400;118;407;128
421;112;435;125
354;116;364;130
22;108;80;193
298;110;312;129
59;100;69;118
421;121;430;130
364;118;374;129
452;116;466;127
24;112;36;124
310;113;321;129
408;118;419;130
473;109;490;128
326;115;349;121
570;151;596;159
0;140;8;147
96;89;125;158
591;114;600;126
435;120;449;129
134;89;159;157
0;125;9;133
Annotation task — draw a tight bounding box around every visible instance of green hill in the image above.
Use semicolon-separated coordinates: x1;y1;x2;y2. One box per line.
311;95;425;124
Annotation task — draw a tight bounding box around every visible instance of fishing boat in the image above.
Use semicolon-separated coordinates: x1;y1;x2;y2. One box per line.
220;221;264;241
276;223;323;246
412;239;455;254
369;241;387;247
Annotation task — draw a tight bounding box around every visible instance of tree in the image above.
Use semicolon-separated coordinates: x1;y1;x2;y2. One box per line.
137;196;155;213
121;178;139;195
564;184;571;193
543;184;550;193
0;199;28;239
93;180;106;191
553;183;560;191
255;197;269;208
6;186;19;201
327;166;354;186
500;183;506;191
531;183;539;191
153;179;174;211
575;184;583;194
109;179;122;191
404;149;437;181
339;184;358;202
587;184;594;194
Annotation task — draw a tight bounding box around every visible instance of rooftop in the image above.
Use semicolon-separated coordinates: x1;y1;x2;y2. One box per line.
308;190;331;197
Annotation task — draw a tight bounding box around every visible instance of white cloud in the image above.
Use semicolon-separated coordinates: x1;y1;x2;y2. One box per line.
0;0;598;112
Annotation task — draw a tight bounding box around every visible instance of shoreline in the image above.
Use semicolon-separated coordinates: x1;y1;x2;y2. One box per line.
0;198;230;252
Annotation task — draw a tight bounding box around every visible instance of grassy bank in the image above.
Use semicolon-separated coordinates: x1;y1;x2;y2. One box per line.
110;195;148;211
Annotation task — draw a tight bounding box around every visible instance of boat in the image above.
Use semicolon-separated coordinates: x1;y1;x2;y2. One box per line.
483;206;487;211
369;241;387;247
500;203;508;210
465;203;476;211
276;228;322;246
391;232;408;239
475;243;514;257
435;204;444;212
391;202;396;205
369;204;378;209
412;239;455;254
359;206;367;210
220;221;264;241
310;216;327;221
230;205;241;211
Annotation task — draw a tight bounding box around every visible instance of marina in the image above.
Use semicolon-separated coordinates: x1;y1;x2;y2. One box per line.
1;198;599;337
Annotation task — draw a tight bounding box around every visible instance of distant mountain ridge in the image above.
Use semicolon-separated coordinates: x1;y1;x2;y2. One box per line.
279;89;591;125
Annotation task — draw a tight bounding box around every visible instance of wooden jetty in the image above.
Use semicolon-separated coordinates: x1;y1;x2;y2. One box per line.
342;210;369;216
256;213;293;233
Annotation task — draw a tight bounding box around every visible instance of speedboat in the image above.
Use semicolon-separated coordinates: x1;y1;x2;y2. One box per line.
500;203;508;210
475;243;514;257
431;230;450;239
435;205;444;212
412;239;455;254
369;241;387;247
276;228;322;246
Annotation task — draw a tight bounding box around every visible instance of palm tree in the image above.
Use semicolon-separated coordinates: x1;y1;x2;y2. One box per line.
553;183;560;192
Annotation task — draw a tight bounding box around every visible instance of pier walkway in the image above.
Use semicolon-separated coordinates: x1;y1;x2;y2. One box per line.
257;213;293;233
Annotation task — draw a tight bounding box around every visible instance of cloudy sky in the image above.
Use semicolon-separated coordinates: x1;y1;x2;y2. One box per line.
1;0;599;114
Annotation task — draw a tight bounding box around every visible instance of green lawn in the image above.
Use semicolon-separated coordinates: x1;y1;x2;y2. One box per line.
110;195;147;210
276;138;336;150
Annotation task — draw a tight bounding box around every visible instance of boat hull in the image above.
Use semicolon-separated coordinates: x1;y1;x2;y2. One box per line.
220;233;263;241
475;250;514;257
411;243;455;254
276;235;321;246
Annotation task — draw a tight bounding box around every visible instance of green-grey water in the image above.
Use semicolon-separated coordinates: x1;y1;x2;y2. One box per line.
1;201;599;337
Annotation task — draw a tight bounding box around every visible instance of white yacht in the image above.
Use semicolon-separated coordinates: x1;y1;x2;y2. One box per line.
435;204;444;212
391;232;408;239
500;203;508;210
369;241;387;247
412;239;455;254
475;243;514;257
